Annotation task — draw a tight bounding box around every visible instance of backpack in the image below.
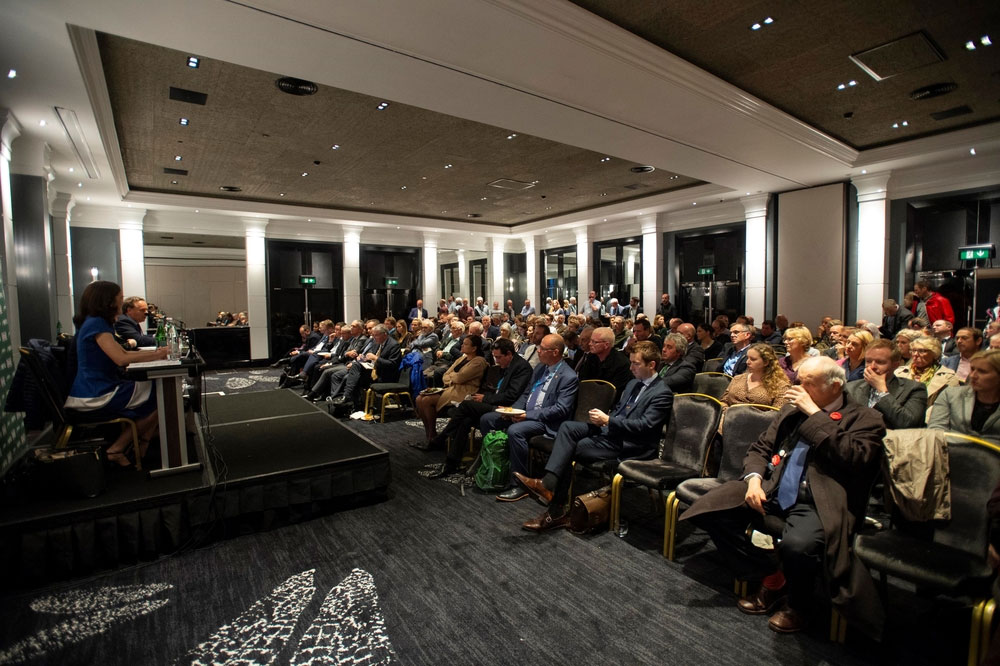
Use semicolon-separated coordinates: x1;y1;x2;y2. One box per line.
474;430;510;492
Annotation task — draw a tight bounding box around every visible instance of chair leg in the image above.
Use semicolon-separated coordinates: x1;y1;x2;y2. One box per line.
971;598;994;666
829;607;847;643
733;578;748;599
610;473;623;534
380;393;393;422
364;389;373;415
664;491;679;560
57;424;73;449
979;598;997;665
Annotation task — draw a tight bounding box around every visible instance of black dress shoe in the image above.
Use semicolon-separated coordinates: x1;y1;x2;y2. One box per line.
522;510;570;532
409;441;432;450
329;396;346;406
768;606;807;633
428;462;457;479
737;585;787;615
496;486;529;502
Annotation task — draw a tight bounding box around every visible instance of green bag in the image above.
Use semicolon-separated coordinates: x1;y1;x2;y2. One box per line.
474;430;510;492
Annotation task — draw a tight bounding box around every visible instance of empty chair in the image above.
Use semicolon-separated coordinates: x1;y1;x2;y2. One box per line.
665;403;779;560
365;370;413;422
703;357;724;373
692;372;731;400
609;393;724;551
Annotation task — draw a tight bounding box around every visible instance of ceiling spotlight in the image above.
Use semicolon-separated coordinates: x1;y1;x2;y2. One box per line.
966;40;977;51
861;169;867;174
892;123;899;128
848;80;857;86
86;196;90;201
307;219;311;222
376;101;389;110
171;180;178;184
68;167;74;173
194;209;199;213
507;133;517;139
187;56;200;68
6;69;15;79
600;157;611;163
444;164;453;169
971;148;977;156
279;192;285;197
603;218;608;222
751;23;761;30
600;192;607;196
400;185;407;190
480;197;487;201
692;202;697;206
763;17;773;24
837;83;846;90
175;155;182;161
330;144;340;150
179;118;189;126
301;172;308;177
76;182;82;188
38;120;46;127
983;36;993;46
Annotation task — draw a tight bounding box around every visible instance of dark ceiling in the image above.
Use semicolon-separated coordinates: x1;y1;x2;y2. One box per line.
97;32;702;228
569;0;1000;150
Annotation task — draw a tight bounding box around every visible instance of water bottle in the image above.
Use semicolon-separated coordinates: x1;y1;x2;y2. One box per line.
56;320;62;338
166;317;179;358
155;320;167;348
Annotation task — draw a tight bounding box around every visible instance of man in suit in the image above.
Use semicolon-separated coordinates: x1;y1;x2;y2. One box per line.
677;323;706;372
304;324;364;400
479;334;579;502
844;339;927;428
505;300;517;321
879;299;913;339
757;320;783;345
273;324;321;367
515;341;674;531
606;298;625;317
408;318;440;353
657;293;676;320
114;296;157;347
280;320;335;386
658;333;697;394
721;323;754;376
620;318;663;355
407;299;428;325
943;326;983;381
578;327;632;400
933;319;957;358
517;318;548;368
330;324;402;411
423;338;533;470
682;356;885;635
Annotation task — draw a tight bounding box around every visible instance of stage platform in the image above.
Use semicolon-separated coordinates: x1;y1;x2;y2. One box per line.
0;390;390;591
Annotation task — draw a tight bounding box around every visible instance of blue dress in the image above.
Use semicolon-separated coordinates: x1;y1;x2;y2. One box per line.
65;316;157;419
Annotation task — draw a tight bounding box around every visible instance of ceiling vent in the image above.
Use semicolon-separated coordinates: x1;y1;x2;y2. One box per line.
488;178;535;190
630;165;655;173
163;167;188;176
219;185;242;192
849;31;945;81
910;82;959;100
275;77;318;96
623;183;650;191
168;86;208;105
930;105;973;120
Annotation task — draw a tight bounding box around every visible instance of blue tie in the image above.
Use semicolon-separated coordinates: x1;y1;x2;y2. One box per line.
777;439;810;510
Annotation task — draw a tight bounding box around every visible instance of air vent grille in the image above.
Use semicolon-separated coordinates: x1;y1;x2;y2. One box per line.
487;178;535;190
168;86;208;105
930;105;973;120
163;167;188;175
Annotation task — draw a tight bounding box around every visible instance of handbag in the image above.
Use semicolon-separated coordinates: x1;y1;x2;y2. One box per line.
569;484;612;534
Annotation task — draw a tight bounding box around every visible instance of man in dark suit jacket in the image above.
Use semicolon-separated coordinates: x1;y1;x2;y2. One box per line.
677;323;705;372
304;324;369;400
407;299;429;324
331;325;402;411
515;341;673;531
480;334;579;501
844;339;927;429
682;356;885;635
424;339;532;472
658;333;697;394
114;296;156;347
879;299;913;339
720;324;754;376
577;327;632;400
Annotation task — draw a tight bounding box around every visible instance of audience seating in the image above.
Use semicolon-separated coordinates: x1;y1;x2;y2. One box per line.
609;393;724;549
365;371;414;422
854;432;1000;665
692;372;731;400
527;378;616;461
664;403;779;560
19;346;142;469
703;357;723;373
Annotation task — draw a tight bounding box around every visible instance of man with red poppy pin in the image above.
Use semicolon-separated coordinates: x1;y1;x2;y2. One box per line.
682;355;886;636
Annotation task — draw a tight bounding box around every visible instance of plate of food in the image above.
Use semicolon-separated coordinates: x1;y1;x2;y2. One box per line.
420;387;444;395
495;407;526;415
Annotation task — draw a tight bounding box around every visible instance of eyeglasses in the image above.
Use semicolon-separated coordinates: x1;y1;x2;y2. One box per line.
538;346;559;353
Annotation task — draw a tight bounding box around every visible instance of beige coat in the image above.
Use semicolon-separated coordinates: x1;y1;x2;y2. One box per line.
436;355;488;410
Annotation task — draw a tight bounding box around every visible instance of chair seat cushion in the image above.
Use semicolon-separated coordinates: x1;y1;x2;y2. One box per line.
528;435;555;454
855;531;994;594
674;477;724;505
370;382;407;393
617;459;700;490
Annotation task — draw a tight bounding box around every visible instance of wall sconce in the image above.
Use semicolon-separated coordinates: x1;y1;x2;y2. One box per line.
90;267;99;281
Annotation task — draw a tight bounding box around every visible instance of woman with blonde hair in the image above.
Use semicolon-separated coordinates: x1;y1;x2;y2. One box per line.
721;343;790;409
895;335;960;411
838;329;872;382
893;329;921;364
929;350;1000;438
778;326;812;384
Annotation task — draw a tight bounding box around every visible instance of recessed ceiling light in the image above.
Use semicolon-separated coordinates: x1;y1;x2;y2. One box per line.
837;83;846;90
331;144;340;150
966;40;977;51
68;167;74;173
861;169;867;174
507;133;517;139
692;202;697;206
307;218;312;222
971;148;977;156
603;218;608;222
441;210;447;213
279;192;285;197
444;164;453;169
171;180;178;184
127;204;132;208
763;17;773;24
400;185;407;190
982;36;993;46
179;118;189;126
301;172;308;177
76;182;82;188
600;192;607;197
600;157;611;163
86;196;90;201
751;22;761;30
194;209;199;213
396;226;400;230
38;119;46;127
376;101;389;110
6;69;15;79
480;197;487;201
187;56;200;68
175;155;182;161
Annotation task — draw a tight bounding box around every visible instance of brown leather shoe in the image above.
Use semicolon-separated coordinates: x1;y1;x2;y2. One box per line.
522;510;570;532
514;472;553;506
736;585;787;615
768;606;807;633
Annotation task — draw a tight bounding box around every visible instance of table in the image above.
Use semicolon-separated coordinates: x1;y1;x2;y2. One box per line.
125;353;205;478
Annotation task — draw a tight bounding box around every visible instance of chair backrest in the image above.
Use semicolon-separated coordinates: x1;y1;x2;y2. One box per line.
718;404;780;480
660;393;723;473
703;357;724;373
692;372;731;400
481;364;504;393
574;379;616;421
18;346;68;428
937;434;1000;557
770;343;786;356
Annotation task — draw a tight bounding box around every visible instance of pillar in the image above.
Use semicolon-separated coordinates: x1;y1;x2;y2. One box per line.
457;249;468;301
51;192;74;331
0;109;22;352
117;210;146;300
524;235;537;311
742;194;769;323
852;172;892;324
575;228;590;301
243;218;268;360
640;215;661;317
422;231;439;306
488;236;505;310
342;225;362;321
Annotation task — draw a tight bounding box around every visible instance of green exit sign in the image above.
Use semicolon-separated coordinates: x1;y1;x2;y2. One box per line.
386;277;399;287
299;275;316;285
697;266;715;276
959;246;995;260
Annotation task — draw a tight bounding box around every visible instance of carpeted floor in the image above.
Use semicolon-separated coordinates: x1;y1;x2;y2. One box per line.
0;368;977;665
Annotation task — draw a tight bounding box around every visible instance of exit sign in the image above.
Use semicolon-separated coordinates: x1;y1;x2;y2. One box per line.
386;277;399;287
959;245;996;261
299;274;317;285
697;266;715;276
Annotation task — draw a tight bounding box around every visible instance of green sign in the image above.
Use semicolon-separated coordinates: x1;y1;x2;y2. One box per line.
386;277;399;287
960;249;991;260
299;275;317;285
697;266;715;276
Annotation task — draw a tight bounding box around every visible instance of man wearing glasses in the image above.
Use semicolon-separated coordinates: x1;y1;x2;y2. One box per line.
722;324;754;376
479;334;579;502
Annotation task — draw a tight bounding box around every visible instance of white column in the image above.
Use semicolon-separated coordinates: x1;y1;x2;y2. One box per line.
488;236;505;309
524;235;537;310
457;249;468;301
118;210;147;298
852;172;892;324
0;110;22;354
640;215;661;317
243;218;268;360
742;194;769;323
50;193;74;331
342;225;362;321
422;232;439;305
575;228;589;301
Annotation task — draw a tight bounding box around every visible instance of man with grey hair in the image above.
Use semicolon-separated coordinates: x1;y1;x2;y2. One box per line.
658;332;697;393
578;326;632;399
879;298;912;339
330;324;402;412
682;355;886;635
